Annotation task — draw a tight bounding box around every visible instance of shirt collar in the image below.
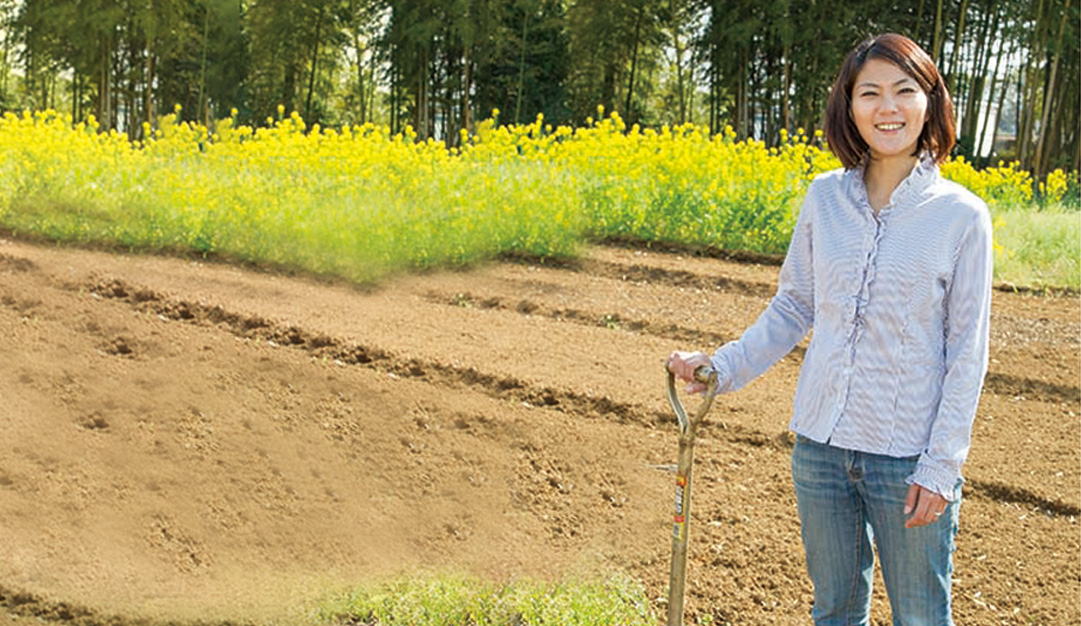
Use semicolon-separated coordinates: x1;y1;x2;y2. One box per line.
847;153;939;214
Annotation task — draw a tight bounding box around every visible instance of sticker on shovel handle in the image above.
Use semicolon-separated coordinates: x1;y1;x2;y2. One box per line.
673;474;687;540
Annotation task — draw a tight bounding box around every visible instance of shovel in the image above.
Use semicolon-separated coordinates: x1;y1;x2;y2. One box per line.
664;364;719;626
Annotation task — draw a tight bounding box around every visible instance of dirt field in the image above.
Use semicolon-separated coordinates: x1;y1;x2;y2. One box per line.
0;236;1077;626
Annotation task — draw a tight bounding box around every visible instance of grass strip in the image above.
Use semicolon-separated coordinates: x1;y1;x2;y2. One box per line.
316;573;656;626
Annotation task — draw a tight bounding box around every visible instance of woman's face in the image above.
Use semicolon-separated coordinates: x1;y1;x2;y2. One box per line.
850;58;929;162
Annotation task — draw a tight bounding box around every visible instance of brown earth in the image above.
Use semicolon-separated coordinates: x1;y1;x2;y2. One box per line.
0;237;1078;626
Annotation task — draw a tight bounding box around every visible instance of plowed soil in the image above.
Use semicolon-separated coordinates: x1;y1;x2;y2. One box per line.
1;237;1078;626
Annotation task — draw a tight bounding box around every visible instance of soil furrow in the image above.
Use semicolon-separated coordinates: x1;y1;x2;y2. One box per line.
421;289;736;347
965;479;1081;518
983;372;1080;405
420;288;1079;405
78;277;1081;521
0;587;135;626
0;585;245;626
85;277;668;429
412;250;1080;403
576;258;778;298
691;422;1080;518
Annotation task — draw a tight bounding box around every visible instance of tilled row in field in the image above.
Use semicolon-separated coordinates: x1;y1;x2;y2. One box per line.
76;273;1080;520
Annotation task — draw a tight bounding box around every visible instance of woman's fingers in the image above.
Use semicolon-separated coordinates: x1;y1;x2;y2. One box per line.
904;484;948;528
667;350;708;382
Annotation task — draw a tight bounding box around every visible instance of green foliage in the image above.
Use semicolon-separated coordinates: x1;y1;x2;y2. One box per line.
992;208;1081;292
473;0;572;127
318;573;656;626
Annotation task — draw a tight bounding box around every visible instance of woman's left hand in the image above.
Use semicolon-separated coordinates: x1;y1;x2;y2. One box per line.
904;484;948;528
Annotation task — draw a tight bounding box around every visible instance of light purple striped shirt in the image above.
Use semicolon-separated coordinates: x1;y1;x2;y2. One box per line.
710;156;993;499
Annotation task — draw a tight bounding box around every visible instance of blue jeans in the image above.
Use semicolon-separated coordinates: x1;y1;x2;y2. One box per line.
791;435;961;626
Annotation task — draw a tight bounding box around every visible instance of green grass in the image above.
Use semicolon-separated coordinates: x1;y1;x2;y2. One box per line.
991;206;1080;292
315;573;657;626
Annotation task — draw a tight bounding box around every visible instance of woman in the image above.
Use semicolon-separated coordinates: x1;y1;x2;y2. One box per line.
668;33;992;625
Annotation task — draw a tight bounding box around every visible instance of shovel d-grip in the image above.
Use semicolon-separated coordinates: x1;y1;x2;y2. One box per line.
665;365;719;626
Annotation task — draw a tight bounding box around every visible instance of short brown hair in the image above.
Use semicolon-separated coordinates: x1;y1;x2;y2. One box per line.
823;33;956;169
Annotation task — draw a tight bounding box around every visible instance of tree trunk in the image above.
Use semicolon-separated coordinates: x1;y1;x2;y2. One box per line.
71;70;78;122
976;12;1008;160
601;61;616;119
113;36;122;129
146;46;155;131
782;41;791;135
1041;70;1067;172
198;5;210;125
23;38;32;108
353;31;366;123
962;1;996;142
0;24;8;97
125;43;136;136
932;0;945;62
426;50;436;138
669;0;687;124
1034;7;1066;178
946;0;971;97
515;7;530;125
1074;101;1081;174
416;51;428;138
389;64;398;133
686;73;694;125
625;4;643;120
461;55;472;139
915;0;927;44
708;61;717;133
1010;46;1024;154
416;67;425;136
282;60;297;116
442;45;454;141
1017;0;1045;169
100;38;111;128
736;47;749;137
305;3;326;122
367;54;377;125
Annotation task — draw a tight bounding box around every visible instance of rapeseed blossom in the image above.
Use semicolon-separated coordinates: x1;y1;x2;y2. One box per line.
0;108;1064;285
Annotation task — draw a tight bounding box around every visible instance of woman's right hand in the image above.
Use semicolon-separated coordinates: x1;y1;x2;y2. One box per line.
666;350;713;395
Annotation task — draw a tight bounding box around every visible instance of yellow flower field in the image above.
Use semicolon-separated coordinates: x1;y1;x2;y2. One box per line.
0;108;1076;289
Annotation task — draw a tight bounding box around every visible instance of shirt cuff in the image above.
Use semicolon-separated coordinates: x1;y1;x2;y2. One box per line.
906;457;963;502
708;350;737;394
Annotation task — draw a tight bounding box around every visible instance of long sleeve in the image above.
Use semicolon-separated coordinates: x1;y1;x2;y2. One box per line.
908;208;994;499
709;188;816;393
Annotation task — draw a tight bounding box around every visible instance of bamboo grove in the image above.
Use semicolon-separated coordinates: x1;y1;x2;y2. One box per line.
1;0;1078;177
